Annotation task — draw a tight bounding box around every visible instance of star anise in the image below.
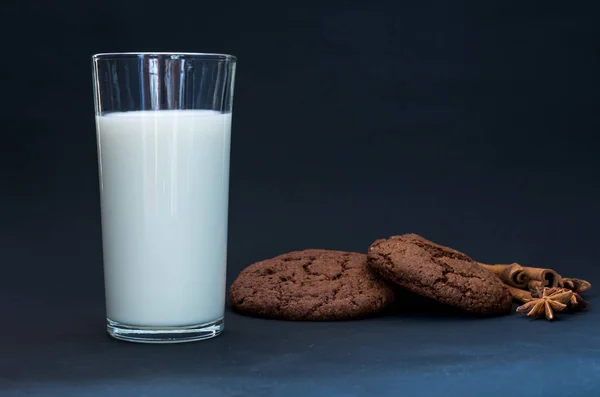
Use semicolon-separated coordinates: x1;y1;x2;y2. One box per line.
531;287;589;312
567;292;589;312
517;287;574;320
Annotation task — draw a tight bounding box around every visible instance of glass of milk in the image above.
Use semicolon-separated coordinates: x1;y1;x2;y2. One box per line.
92;52;236;343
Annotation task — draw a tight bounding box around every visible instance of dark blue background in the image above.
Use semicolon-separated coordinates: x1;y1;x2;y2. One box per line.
1;0;599;395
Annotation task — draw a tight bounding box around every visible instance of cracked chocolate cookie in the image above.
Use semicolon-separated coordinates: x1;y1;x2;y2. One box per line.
230;249;395;320
367;234;512;315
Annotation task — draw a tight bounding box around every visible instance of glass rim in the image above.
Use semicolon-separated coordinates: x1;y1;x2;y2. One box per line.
92;52;236;61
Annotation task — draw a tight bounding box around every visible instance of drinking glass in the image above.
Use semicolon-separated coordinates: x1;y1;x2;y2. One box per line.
92;52;236;343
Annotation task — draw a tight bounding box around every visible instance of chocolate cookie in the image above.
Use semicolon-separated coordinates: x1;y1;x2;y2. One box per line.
230;249;395;320
367;234;512;315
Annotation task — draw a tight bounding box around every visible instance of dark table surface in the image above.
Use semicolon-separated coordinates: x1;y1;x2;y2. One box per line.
2;292;599;397
1;209;599;397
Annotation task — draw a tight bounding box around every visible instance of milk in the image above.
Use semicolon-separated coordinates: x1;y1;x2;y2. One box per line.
96;110;232;327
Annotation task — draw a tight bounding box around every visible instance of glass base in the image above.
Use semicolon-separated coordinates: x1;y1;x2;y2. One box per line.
107;318;224;344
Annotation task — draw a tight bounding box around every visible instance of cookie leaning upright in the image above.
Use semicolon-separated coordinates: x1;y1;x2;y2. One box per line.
230;249;395;321
367;234;513;315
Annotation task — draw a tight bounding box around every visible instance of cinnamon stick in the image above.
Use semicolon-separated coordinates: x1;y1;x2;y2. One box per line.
527;280;545;292
479;263;560;288
559;278;591;294
506;285;533;304
478;262;529;289
521;267;560;288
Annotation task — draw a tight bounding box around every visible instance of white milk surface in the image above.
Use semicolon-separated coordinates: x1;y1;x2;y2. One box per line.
96;110;231;326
